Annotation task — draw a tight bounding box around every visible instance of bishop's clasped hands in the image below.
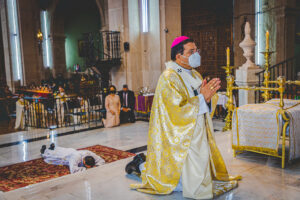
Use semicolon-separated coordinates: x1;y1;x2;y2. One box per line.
200;78;221;103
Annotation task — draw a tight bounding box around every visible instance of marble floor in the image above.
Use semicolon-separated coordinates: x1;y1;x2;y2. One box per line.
0;120;300;200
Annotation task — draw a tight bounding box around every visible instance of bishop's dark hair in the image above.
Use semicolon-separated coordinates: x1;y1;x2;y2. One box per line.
84;156;96;167
171;38;194;61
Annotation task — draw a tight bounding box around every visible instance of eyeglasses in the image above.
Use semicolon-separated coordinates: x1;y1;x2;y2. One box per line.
185;49;201;56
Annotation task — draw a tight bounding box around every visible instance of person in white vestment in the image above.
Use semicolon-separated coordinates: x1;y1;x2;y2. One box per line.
41;143;105;174
55;86;67;126
15;94;26;130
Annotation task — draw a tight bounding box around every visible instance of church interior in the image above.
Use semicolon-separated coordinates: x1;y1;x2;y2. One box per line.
0;0;300;199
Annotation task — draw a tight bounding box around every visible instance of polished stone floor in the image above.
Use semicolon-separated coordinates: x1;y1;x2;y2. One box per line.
0;120;300;200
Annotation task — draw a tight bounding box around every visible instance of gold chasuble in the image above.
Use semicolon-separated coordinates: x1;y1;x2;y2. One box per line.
131;62;241;199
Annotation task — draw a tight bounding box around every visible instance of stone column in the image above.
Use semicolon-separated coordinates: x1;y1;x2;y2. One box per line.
0;0;14;90
275;0;298;64
52;34;67;76
108;0;181;92
110;0;165;92
18;0;44;85
108;0;128;90
236;22;262;106
159;0;181;71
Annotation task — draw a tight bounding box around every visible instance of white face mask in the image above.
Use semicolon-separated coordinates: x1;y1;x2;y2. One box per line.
182;52;201;68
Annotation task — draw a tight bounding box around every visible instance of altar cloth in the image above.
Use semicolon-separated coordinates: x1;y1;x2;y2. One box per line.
232;99;300;161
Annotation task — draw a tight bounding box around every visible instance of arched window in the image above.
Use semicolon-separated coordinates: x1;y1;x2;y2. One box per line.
41;10;53;68
140;0;149;33
7;0;23;83
255;0;264;66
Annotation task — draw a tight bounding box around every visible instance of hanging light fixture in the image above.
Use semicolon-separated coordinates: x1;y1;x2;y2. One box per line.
37;29;43;42
37;29;43;54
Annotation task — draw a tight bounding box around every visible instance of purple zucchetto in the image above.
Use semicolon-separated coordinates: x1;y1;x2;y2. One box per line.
171;36;190;48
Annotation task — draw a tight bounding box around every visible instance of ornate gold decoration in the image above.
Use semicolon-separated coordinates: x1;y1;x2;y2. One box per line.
222;31;299;168
222;47;237;131
260;49;275;102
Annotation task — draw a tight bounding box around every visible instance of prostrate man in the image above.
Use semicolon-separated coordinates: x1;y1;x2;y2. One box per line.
118;84;135;123
130;36;241;199
40;143;105;174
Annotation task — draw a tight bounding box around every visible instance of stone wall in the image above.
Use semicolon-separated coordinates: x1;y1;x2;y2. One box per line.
1;0;298;91
233;0;256;68
18;0;44;85
0;11;5;84
233;0;300;68
1;0;14;90
109;0;181;92
275;0;299;63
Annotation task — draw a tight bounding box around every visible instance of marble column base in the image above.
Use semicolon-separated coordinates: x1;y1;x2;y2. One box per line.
235;67;262;106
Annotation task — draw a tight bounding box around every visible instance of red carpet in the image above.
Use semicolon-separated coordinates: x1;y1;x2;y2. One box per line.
0;145;135;192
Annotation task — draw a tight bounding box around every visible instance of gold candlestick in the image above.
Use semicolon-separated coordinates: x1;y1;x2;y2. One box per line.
222;47;236;77
266;30;269;51
222;47;236;131
226;47;230;66
260;31;274;102
223;75;235;131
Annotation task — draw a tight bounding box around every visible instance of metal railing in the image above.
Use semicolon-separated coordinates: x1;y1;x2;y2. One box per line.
82;31;121;67
24;94;106;129
255;56;300;103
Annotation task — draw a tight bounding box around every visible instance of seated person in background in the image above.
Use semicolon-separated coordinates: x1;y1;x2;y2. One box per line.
40;143;105;174
118;84;135;123
102;85;121;128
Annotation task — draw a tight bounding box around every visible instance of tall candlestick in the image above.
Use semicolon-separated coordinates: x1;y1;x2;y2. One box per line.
226;47;230;66
266;30;269;51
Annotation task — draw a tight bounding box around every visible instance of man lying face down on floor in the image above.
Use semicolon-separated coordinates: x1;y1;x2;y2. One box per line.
40;143;105;174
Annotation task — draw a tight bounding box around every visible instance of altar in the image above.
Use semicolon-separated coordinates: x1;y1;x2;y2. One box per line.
232;99;300;162
22;89;53;98
134;94;154;119
221;22;300;168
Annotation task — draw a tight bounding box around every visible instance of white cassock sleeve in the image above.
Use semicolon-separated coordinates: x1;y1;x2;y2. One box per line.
197;94;210;115
68;154;86;174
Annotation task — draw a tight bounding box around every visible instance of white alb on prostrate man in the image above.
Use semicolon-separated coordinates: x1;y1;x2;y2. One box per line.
41;143;105;174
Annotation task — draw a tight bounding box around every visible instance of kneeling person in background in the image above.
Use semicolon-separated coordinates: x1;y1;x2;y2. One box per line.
119;84;135;123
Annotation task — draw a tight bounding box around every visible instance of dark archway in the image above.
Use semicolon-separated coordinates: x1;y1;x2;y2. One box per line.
50;0;103;76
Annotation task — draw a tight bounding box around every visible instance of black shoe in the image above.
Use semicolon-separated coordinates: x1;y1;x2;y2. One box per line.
40;145;46;154
125;153;146;175
133;153;146;163
49;143;55;150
